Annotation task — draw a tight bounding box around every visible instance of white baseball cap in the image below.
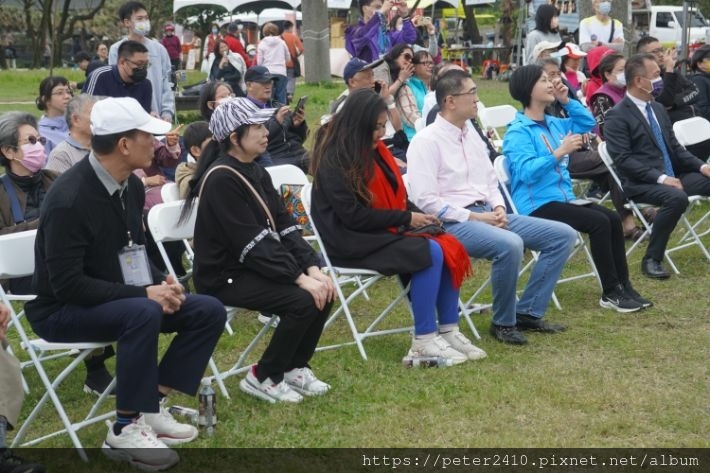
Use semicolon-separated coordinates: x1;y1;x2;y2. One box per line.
90;97;172;136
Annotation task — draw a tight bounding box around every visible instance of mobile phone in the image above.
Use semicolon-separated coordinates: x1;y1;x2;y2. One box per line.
374;81;382;94
295;95;308;113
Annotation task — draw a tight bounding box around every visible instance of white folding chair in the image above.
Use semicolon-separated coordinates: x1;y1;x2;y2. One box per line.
1;230;115;462
493;156;602;306
598;142;710;272
146;201;275;398
301;183;415;360
477;104;518;151
160;182;180;203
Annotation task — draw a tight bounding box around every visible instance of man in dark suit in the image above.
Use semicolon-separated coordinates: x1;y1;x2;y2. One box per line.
605;53;710;279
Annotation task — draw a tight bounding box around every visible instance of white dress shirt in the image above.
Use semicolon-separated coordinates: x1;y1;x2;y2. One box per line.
407;113;505;223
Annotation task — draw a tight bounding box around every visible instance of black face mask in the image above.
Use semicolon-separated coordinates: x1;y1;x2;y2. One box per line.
130;66;148;82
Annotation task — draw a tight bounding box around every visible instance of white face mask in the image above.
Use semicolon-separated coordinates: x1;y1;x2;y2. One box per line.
133;20;151;37
615;72;626;86
598;2;612;15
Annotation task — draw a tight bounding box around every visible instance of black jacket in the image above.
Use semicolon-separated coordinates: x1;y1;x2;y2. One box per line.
690;71;710;122
258;98;308;164
656;70;700;123
193;156;319;294
310;149;430;275
26;157;163;323
604;96;707;197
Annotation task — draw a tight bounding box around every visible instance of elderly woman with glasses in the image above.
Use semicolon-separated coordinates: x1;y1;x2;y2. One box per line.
36;76;72;155
396;50;433;140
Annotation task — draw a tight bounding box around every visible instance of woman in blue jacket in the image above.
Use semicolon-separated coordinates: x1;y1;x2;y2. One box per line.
503;64;651;313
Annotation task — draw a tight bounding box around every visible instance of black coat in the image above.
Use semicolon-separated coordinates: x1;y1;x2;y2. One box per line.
690;72;710;122
604;96;707;197
310;150;431;275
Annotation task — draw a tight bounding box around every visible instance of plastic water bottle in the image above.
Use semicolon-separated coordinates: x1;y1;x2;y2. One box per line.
198;379;216;436
167;405;198;425
402;356;454;368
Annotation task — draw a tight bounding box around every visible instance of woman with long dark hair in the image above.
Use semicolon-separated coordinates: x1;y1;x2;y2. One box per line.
206;39;246;96
310;88;485;364
525;4;561;65
384;43;415;97
503;64;651;313
183;98;335;403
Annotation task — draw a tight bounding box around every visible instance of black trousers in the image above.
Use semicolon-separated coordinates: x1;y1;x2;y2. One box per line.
212;271;331;384
629;172;710;261
31;295;226;413
568;149;630;219
531;201;629;293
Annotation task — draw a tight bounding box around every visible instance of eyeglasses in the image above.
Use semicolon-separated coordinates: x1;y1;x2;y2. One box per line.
18;135;47;146
51;88;73;97
649;48;664;55
401;53;413;61
126;58;150;69
207;94;236;109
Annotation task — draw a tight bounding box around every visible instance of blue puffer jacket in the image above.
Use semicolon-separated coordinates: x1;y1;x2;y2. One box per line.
502;99;596;216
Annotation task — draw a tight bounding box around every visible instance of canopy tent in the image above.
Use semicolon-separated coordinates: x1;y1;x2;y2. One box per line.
174;0;301;14
215;8;302;27
406;0;460;9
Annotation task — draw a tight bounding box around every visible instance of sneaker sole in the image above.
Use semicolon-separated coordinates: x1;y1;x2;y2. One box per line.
599;299;642;313
155;429;198;446
285;381;331;397
102;442;179;472
407;350;468;365
239;378;303;403
83;384;116;397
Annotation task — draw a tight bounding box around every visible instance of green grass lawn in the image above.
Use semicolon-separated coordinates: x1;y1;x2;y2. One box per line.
1;69;709;461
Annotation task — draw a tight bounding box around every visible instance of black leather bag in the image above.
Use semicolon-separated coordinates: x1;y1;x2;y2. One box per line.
398;223;445;236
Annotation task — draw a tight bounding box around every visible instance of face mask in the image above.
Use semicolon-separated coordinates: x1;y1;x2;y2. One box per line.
598;2;611;15
212;28;219;34
237;24;243;31
133;20;151;36
130;66;148;82
19;142;46;173
615;72;626;86
649;76;664;97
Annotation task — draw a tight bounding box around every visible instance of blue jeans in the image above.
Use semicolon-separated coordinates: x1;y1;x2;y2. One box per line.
271;74;288;105
444;205;576;327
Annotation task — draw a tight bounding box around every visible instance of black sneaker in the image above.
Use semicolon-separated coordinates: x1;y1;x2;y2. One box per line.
585;185;605;202
84;366;116;397
622;281;653;308
0;449;46;473
489;324;528;345
599;285;643;313
516;314;566;333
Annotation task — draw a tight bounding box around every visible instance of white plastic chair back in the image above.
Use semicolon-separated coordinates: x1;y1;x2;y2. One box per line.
672;116;710;147
0;230;37;279
478;104;517;130
160;182;180;203
265;164;309;188
147;200;196;243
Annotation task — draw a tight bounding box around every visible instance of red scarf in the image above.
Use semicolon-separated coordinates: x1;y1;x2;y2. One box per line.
366;141;472;289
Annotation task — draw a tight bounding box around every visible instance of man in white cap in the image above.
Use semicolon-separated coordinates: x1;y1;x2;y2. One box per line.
24;97;226;470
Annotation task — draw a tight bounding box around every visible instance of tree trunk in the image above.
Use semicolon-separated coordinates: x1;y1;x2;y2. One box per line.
462;4;482;44
301;0;330;84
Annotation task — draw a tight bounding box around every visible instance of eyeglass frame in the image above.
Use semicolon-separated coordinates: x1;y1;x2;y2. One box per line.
125;58;151;69
16;135;47;146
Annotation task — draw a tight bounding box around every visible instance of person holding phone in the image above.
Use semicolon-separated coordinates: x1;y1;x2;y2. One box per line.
244;66;309;171
345;0;417;62
503;64;650;313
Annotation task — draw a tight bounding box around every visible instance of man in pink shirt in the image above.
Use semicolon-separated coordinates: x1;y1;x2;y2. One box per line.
407;69;577;345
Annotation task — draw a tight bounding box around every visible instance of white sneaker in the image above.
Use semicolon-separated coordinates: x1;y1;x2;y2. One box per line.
239;366;303;404
257;313;280;327
284;367;331;396
143;405;199;446
102;417;179;472
408;335;467;365
439;330;487;361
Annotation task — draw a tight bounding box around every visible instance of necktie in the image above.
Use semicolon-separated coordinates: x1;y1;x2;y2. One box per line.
645;103;675;177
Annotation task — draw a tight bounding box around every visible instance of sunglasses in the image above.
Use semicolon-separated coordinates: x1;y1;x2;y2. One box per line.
401;53;413;61
19;135;47;146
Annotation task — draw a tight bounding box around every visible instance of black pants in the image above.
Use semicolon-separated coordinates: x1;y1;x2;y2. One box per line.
31;295;226;413
212;271;331;384
629;172;710;261
531;201;628;293
568;149;629;219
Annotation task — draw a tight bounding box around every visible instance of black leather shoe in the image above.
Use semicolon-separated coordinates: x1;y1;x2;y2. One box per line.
489;324;528;345
622;281;653;308
516;314;566;333
641;258;670;280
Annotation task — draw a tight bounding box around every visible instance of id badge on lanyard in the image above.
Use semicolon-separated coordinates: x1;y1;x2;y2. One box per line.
118;224;153;287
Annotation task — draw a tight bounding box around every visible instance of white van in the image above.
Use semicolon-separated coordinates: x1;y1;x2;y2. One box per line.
634;6;710;44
